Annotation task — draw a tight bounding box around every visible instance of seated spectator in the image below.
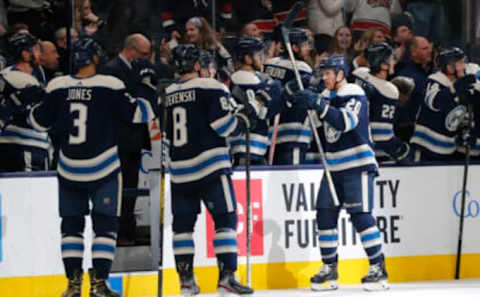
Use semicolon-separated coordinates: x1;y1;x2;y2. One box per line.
241;22;264;40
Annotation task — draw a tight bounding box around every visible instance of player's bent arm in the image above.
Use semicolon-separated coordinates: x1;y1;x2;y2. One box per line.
321;104;359;133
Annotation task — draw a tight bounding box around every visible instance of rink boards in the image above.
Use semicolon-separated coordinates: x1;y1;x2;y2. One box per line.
1;165;480;297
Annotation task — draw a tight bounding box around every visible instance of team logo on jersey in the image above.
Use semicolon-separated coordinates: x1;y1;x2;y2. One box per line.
324;122;341;143
445;105;467;132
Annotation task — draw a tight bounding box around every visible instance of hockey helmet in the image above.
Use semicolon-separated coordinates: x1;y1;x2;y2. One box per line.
198;49;217;77
234;36;265;60
6;32;38;61
437;47;466;70
172;44;201;75
364;42;394;73
319;54;350;77
72;37;104;69
286;28;309;47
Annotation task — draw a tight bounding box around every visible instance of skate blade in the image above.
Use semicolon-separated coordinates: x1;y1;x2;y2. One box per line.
218;287;254;296
362;280;389;291
311;280;338;291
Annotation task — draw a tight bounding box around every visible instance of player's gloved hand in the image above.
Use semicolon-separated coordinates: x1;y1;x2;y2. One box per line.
285;74;312;96
391;76;415;101
456;129;477;149
292;89;328;116
132;58;158;89
236;102;258;131
454;74;476;103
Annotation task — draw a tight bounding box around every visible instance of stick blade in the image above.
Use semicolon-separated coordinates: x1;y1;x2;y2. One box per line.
283;1;305;29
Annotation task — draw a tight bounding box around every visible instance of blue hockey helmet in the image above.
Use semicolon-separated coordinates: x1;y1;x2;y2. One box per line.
198;49;217;77
72;37;104;69
6;32;38;61
437;47;466;70
287;28;309;47
234;36;265;60
319;54;350;77
172;44;201;75
364;42;394;73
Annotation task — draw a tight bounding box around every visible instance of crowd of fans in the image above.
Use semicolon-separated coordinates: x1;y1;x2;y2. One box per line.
0;0;477;245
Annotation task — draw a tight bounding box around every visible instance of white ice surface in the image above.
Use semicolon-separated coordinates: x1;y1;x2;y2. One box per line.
158;279;480;297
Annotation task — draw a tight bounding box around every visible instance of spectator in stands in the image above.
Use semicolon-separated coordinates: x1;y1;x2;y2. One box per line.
329;26;355;62
74;0;106;44
6;0;43;38
394;36;432;142
100;33;152;246
307;0;344;56
346;0;402;40
54;27;79;74
405;0;449;46
233;0;275;39
0;0;6;35
184;16;234;82
241;22;264;40
391;13;414;71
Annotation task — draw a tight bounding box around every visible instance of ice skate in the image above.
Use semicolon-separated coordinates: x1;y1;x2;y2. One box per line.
61;269;82;297
177;263;200;296
217;270;254;296
310;262;338;291
88;268;121;297
361;261;389;291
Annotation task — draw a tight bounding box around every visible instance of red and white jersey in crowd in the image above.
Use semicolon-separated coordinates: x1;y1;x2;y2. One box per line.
345;0;402;37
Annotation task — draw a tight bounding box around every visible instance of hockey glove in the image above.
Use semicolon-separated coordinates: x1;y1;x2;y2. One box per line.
236;102;258;131
132;58;158;89
391;76;415;102
285;74;312;96
255;81;286;118
292;89;328;116
454;74;476;105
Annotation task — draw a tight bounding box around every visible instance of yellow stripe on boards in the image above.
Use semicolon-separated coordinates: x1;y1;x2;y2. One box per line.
1;254;480;297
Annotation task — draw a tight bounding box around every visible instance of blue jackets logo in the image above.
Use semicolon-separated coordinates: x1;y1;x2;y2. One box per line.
452;190;480;218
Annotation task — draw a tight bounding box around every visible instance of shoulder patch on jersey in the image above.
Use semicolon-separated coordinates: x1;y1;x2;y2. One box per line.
94;75;126;90
182;77;230;93
1;66;40;89
353;68;398;99
231;70;261;85
338;83;366;97
296;61;313;73
46;74;126;92
429;71;452;88
352;67;370;78
264;57;312;74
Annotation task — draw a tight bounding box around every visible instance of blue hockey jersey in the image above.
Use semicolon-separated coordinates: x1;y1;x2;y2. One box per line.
319;83;378;173
410;71;465;159
165;77;244;187
264;57;313;151
229;70;269;162
28;74;156;187
0;66;49;151
352;68;409;161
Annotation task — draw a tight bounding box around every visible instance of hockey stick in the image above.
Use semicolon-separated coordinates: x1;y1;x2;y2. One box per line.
267;1;304;165
231;85;256;287
455;103;473;279
281;13;340;204
157;81;169;297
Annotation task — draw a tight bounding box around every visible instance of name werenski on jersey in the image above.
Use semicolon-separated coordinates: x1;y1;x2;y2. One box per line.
166;90;196;106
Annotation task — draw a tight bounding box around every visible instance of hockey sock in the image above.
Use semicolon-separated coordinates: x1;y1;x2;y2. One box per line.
316;209;340;264
173;232;195;271
61;216;85;278
213;212;238;271
350;213;383;265
91;212;119;279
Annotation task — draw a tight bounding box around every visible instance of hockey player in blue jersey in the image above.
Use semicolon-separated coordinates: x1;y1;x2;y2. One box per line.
291;55;389;291
352;42;411;163
0;32;49;172
410;47;476;161
264;28;313;164
165;44;256;296
229;36;284;166
28;38;158;297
